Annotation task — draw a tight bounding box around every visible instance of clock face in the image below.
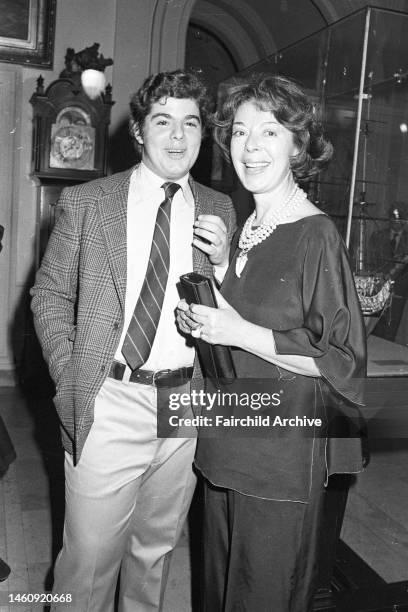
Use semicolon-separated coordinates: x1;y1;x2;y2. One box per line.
59;131;86;160
49;106;95;170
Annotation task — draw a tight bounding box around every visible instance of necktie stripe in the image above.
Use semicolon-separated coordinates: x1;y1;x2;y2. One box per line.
155;223;170;248
125;333;148;357
147;253;167;276
159;207;171;226
150;248;169;274
149;240;169;266
133;315;153;347
140;288;161;317
148;265;166;294
121;182;181;370
151;239;169;273
152;235;169;257
145;278;164;307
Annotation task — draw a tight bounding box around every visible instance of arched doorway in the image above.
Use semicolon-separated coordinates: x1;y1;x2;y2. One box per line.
185;22;238;185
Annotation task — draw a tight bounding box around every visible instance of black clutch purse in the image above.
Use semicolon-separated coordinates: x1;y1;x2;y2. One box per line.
179;272;236;384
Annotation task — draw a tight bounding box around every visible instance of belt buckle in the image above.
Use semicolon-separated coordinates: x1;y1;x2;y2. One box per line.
153;369;172;386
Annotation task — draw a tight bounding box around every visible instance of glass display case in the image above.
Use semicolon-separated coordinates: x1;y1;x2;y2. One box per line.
214;6;408;347
213;8;408;609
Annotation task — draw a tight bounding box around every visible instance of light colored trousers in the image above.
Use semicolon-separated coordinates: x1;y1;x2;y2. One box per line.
51;376;197;611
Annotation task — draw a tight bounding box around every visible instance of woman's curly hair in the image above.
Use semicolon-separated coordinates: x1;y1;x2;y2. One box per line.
213;73;333;181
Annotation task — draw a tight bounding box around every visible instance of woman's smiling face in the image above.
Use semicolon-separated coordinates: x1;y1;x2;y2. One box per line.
230;101;299;195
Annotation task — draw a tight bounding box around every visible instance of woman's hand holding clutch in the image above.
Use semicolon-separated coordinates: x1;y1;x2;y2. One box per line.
177;286;245;346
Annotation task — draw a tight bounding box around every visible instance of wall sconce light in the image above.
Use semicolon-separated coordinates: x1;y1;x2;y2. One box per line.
81;69;106;99
60;43;113;99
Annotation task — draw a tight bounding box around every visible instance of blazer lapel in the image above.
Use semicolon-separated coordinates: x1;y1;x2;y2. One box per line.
97;171;132;309
189;177;212;274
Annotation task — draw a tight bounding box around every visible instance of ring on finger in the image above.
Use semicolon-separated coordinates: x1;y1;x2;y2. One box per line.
191;324;203;339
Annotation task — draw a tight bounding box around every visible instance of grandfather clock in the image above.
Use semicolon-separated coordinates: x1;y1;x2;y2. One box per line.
30;43;114;263
23;46;114;391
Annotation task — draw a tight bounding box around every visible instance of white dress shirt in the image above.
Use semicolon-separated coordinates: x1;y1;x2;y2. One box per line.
114;163;195;373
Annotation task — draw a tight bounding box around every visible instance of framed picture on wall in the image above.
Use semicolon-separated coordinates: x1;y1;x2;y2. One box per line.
0;0;56;68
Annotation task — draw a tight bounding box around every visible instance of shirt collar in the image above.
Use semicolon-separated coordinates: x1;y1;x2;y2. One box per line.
139;162;190;199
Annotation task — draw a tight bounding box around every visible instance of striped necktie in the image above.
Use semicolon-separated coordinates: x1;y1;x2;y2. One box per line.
121;182;181;370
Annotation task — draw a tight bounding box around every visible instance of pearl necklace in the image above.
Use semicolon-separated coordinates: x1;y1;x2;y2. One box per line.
235;185;307;278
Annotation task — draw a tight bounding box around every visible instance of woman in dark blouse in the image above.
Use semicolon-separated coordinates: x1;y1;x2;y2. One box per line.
177;74;366;611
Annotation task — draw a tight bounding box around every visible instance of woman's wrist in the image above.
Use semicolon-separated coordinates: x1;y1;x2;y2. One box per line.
232;317;250;349
237;320;277;356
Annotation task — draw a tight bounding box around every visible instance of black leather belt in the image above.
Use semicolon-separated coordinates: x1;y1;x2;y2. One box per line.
108;360;193;388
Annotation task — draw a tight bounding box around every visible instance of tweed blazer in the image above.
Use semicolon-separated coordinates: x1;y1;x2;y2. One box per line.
31;166;236;463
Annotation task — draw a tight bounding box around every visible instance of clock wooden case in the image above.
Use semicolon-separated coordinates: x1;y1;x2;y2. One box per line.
30;75;114;262
30;75;114;181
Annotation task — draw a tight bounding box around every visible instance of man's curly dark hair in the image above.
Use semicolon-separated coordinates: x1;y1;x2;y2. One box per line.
129;70;213;147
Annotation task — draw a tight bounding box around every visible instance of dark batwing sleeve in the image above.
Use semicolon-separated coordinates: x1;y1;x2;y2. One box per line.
273;219;367;406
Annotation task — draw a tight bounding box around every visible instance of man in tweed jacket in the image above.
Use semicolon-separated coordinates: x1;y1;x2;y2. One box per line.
31;70;236;611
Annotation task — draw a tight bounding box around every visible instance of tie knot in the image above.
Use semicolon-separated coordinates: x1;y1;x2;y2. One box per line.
162;182;181;201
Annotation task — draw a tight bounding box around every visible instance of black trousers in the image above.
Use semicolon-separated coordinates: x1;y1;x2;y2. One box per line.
201;465;326;612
